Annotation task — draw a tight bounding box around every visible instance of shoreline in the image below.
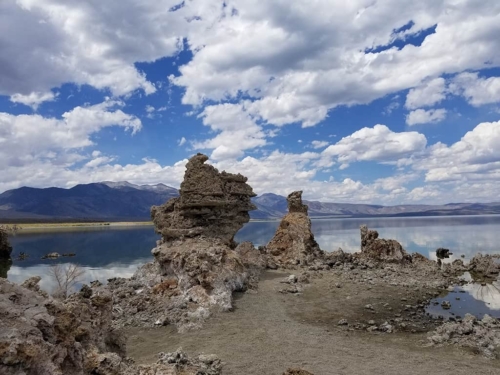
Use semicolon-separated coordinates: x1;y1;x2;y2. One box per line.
2;221;153;232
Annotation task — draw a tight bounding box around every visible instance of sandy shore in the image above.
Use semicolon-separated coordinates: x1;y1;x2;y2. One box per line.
125;270;500;375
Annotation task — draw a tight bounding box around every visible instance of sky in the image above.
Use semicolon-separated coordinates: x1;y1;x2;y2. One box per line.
1;0;500;205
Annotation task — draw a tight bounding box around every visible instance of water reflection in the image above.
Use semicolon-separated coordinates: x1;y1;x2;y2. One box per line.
5;216;500;301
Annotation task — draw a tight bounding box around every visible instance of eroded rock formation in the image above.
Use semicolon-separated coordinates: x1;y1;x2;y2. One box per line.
151;153;256;246
265;191;324;267
109;154;260;330
359;225;411;263
0;277;223;374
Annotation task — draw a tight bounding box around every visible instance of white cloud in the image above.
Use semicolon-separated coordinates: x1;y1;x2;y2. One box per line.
145;105;155;113
406;108;447;126
311;140;329;149
178;137;187;146
194;103;267;161
171;0;500;126
319;125;427;168
415;120;500;182
0;99;142;190
9;91;57;110
450;72;500;106
405;78;447;109
0;0;206;97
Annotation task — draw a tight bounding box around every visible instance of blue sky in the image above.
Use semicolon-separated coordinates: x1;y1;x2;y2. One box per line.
1;0;500;205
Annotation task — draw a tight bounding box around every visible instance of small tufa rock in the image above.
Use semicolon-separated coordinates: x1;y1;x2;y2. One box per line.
441;301;451;310
41;252;60;259
338;318;348;326
265;191;324;267
436;248;452;259
80;284;93;298
359;226;411;263
288;274;298;284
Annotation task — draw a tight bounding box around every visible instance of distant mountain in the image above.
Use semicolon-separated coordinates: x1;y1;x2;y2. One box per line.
252;194;500;219
0;182;178;222
1;183;500;222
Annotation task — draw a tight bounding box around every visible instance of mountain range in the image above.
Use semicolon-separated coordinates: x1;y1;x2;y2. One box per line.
1;182;500;222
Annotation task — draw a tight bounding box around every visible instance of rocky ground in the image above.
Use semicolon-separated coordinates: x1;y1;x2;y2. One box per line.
126;270;500;375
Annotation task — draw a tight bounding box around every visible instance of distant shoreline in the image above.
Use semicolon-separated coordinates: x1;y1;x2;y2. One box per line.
2;221;153;232
4;213;500;233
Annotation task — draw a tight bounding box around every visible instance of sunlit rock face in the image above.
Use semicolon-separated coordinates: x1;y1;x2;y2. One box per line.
266;191;324;267
151;153;256;247
359;225;411;263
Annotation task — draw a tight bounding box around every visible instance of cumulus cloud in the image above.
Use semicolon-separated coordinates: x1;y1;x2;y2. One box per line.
405;78;447;110
171;0;500;126
319;125;427;168
194;103;267;161
450;72;500;106
406;108;447;126
9;91;58;109
415;120;500;182
0;99;144;190
178;137;187;146
0;0;204;97
311;140;329;149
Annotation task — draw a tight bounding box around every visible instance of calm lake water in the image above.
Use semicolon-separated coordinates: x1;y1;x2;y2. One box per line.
5;215;500;318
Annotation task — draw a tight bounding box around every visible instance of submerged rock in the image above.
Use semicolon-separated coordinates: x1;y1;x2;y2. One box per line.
265;191;324;267
0;228;12;260
359;225;411;263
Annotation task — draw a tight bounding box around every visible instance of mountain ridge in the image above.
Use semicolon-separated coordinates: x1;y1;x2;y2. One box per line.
1;183;500;222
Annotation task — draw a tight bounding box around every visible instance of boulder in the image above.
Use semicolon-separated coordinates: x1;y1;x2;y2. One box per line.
359;225;411;263
265;191;324;267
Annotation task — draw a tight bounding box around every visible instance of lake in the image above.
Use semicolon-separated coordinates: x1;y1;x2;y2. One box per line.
4;215;500;318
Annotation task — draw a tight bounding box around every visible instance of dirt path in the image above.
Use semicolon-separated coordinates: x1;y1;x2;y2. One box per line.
126;271;500;375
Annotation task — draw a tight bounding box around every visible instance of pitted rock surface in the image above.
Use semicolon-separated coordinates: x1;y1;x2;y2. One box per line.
0;277;223;374
151;153;256;246
265;191;324;267
360;225;411;263
0;277;130;375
